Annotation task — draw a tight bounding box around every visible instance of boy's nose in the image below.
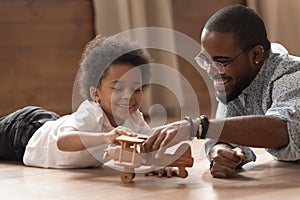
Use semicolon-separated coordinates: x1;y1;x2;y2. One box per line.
121;89;133;99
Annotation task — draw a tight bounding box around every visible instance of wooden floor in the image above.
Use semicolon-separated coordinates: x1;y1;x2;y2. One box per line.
1;140;299;200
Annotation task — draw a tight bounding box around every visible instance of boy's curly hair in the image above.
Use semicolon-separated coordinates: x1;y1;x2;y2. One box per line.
77;35;151;100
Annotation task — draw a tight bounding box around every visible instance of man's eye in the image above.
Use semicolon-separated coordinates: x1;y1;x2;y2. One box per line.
199;54;211;63
216;60;230;66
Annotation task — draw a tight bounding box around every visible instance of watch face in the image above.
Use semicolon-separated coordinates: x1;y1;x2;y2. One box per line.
200;115;209;139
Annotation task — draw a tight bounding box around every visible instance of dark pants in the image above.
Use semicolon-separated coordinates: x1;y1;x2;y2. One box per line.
0;106;59;162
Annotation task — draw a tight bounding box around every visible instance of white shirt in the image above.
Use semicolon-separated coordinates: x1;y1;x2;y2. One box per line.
23;100;150;168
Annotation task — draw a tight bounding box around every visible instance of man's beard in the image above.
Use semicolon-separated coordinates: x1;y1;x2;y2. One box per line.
215;88;241;104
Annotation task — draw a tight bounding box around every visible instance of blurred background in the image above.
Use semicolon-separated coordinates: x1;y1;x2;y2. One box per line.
1;0;299;123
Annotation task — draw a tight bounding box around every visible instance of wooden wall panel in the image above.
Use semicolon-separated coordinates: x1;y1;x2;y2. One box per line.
0;0;246;118
0;0;94;116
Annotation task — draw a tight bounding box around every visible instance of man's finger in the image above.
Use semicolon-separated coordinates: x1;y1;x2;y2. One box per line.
234;148;245;160
213;171;228;178
152;131;167;151
143;129;160;152
154;146;167;159
218;149;241;163
157;168;164;177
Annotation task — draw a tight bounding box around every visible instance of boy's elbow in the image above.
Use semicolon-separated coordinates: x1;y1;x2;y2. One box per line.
57;136;67;151
56;134;82;152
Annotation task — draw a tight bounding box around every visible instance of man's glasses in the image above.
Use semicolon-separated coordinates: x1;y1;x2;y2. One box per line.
194;46;251;74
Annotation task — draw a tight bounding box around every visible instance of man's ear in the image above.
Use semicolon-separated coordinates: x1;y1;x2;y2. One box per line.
250;45;265;65
90;87;100;102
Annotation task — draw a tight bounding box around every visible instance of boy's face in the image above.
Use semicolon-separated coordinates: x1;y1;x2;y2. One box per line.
96;64;143;126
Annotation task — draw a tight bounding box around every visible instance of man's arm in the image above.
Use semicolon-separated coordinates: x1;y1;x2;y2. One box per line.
207;115;289;148
144;115;288;157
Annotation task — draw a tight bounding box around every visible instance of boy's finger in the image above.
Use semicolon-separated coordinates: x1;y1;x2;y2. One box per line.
116;129;137;137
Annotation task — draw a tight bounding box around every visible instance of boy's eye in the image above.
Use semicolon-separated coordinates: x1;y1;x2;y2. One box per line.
112;87;123;92
111;87;143;93
133;88;142;93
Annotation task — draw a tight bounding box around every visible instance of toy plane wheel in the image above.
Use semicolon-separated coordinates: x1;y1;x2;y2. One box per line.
120;172;135;183
178;166;188;178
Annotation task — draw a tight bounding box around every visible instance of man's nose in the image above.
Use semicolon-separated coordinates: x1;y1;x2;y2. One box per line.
207;64;221;77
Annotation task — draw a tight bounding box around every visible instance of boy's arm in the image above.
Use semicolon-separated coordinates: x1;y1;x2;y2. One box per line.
57;126;136;151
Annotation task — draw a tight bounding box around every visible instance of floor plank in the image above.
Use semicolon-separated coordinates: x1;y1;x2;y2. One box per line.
0;140;299;200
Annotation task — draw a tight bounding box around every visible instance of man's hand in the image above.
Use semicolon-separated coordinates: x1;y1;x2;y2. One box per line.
143;120;195;159
209;144;245;178
145;167;178;178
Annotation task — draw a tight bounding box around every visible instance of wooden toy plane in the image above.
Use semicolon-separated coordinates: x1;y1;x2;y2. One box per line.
103;135;194;183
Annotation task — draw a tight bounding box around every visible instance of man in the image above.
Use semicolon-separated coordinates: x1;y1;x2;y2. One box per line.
144;5;300;178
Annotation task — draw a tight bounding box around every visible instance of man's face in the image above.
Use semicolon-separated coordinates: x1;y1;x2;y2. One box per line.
200;29;257;104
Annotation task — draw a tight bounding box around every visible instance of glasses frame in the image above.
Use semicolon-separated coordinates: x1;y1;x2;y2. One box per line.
194;45;254;74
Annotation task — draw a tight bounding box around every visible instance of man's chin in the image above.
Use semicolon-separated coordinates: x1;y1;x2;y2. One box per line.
216;91;228;104
216;91;239;104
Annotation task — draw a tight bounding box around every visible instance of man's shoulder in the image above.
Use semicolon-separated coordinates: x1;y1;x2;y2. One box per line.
268;53;300;83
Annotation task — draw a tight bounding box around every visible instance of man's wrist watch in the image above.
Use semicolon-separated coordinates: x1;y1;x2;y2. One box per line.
195;115;210;139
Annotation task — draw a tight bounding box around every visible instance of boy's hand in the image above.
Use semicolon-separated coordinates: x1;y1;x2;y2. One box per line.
105;126;137;144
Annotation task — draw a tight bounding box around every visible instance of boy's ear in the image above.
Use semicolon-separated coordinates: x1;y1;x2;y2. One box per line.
89;87;100;102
